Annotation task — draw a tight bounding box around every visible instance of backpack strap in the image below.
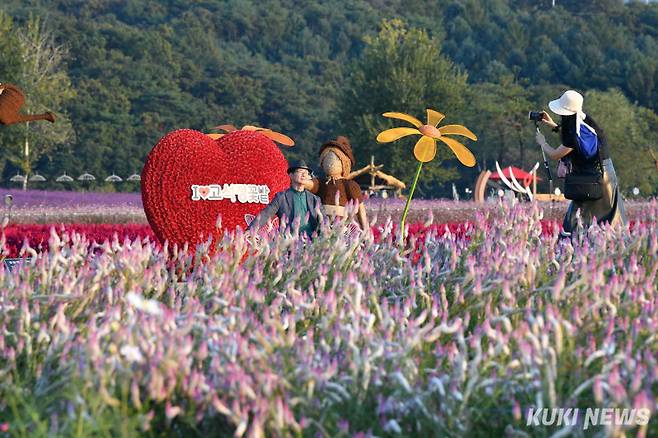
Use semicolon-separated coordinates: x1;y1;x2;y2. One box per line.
592;126;604;174
579;120;604;174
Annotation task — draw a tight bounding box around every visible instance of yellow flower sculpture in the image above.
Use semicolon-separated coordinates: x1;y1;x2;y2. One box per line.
376;109;477;239
376;109;477;165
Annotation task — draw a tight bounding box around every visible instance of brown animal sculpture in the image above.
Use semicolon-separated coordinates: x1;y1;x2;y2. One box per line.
305;136;369;230
0;83;56;126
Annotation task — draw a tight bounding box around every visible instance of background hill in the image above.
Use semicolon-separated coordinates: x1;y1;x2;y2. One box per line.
1;0;658;197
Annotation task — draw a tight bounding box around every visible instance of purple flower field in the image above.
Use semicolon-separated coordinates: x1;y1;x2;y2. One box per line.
0;188;143;208
0;200;657;436
0;189;145;223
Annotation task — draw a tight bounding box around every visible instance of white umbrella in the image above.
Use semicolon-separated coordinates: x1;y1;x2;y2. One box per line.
9;174;25;183
105;174;123;182
127;173;141;182
78;172;96;181
29;173;47;182
56;172;74;182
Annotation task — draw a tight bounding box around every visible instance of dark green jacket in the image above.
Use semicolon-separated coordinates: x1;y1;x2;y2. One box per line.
248;188;322;234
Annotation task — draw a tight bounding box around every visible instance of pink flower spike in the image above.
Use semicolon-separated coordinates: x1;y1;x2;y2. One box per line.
512;399;522;421
165;402;181;420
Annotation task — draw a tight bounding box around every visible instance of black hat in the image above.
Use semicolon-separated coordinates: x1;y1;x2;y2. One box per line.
287;159;313;175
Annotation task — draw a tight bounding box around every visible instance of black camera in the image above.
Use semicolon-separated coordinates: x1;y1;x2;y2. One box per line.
528;111;544;122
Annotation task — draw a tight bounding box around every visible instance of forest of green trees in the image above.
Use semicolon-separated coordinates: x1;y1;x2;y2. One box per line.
1;0;658;197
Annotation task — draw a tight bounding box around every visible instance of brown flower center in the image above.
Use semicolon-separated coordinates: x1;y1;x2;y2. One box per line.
419;125;441;138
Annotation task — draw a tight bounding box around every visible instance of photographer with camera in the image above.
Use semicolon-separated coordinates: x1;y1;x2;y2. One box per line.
533;90;626;238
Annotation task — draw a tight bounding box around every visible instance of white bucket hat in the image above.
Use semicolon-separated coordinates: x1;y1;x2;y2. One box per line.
549;90;593;136
549;90;584;116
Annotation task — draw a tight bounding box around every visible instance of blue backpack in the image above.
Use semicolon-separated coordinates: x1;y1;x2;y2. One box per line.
564;121;604;201
577;122;599;160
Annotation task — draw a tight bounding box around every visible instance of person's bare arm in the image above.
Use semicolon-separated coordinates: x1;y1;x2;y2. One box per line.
536;131;573;160
542;143;573;161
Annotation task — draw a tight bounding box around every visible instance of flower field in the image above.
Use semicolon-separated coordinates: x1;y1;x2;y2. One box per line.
1;189;145;224
1;188;649;225
1;221;560;260
0;199;657;436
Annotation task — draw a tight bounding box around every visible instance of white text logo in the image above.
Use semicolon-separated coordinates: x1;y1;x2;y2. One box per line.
191;184;270;204
526;408;651;430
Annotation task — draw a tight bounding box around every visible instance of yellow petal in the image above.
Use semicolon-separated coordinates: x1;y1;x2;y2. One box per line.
438;124;478;141
426;109;445;127
376;127;421;143
382;112;422;128
438;136;477;167
413;136;437;163
207;133;224;140
261;131;295;146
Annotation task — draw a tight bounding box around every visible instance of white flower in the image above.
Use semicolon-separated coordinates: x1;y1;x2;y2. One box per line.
383;419;402;434
126;292;162;316
120;345;144;363
392;372;412;394
428;377;445;396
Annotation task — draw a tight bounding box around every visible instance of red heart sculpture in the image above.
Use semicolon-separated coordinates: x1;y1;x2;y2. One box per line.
141;129;289;248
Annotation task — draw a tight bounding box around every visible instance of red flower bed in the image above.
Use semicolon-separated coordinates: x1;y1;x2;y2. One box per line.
371;220;560;242
2;224;156;258
2;220;566;259
370;221;475;242
369;220;562;264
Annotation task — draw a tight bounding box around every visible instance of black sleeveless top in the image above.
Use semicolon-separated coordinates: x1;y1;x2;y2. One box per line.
560;114;610;168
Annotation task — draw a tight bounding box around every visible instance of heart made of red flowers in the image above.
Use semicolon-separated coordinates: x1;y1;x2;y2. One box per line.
141;129;289;248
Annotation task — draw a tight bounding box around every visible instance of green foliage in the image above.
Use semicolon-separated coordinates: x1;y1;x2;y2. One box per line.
586;88;658;194
0;11;22;178
0;12;20;81
464;78;534;170
15;16;75;178
0;0;657;195
337;19;469;193
0;14;75;189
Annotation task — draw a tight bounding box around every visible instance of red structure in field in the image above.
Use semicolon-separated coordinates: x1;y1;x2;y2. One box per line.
488;166;540;187
474;165;554;202
141;128;291;248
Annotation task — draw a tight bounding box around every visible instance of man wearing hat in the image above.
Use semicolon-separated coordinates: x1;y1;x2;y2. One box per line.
247;160;322;236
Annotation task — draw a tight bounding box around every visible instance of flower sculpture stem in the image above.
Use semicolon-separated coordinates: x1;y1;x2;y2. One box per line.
400;162;423;240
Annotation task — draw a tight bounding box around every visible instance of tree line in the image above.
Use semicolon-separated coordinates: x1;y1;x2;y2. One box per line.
1;0;657;196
